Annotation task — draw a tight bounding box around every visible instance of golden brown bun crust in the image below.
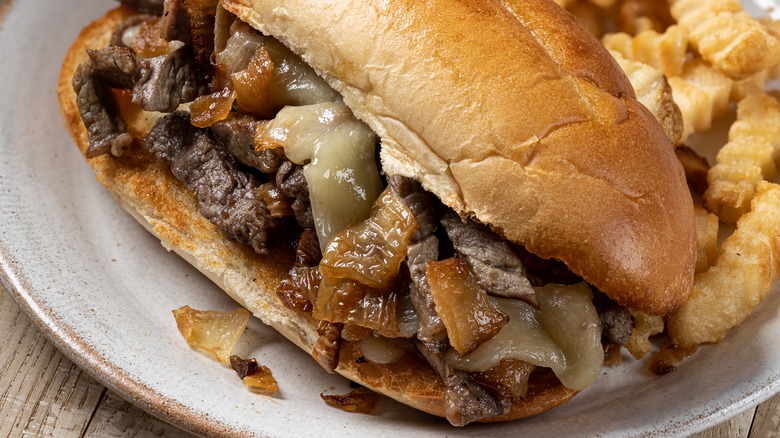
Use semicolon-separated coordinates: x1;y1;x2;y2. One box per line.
58;6;576;422
222;0;697;316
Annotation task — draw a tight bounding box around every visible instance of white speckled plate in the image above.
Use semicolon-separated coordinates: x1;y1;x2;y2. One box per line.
1;0;779;436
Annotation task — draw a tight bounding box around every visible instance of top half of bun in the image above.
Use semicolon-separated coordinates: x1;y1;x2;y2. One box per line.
221;0;697;315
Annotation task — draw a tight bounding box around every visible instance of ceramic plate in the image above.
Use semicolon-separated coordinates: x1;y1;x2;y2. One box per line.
1;0;779;436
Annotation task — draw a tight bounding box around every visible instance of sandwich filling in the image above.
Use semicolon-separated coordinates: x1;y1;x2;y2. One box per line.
73;1;634;425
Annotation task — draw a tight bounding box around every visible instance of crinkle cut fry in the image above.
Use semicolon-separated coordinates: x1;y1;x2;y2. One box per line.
602;25;688;78
602;26;735;143
703;92;780;223
667;59;733;143
668;182;780;350
670;0;780;79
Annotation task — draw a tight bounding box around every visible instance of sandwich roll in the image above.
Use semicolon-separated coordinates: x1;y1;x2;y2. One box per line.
58;0;696;426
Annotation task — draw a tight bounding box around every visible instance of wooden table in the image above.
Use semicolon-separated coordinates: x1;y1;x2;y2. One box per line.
2;282;778;437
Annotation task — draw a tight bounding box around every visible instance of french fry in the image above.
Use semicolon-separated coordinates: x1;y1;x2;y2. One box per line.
694;205;719;274
668;59;733;142
625;311;664;359
703;92;780;223
670;0;780;79
609;50;682;144
602;25;688;77
668;182;780;350
616;0;675;35
731;70;770;103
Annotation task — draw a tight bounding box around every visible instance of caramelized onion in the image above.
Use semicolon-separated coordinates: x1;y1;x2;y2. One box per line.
242;365;279;393
172;305;250;365
319;189;417;288
189;87;236;128
472;359;536;401
263;37;340;106
445;283;603;391
321;389;380;415
426;257;509;355
258;182;293;218
276;265;321;312
313;277;401;338
313;321;343;373
216;20;337;106
231;46;275;118
215;20;264;76
359;336;407;365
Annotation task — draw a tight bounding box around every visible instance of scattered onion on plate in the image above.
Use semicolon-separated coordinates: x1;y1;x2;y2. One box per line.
172;305;250;364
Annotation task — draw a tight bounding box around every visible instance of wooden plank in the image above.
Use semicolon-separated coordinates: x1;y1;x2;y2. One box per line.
691;408;755;438
83;391;194;438
0;289;104;437
749;392;780;438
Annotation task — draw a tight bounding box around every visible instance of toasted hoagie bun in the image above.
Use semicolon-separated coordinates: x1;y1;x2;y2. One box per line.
58;0;695;424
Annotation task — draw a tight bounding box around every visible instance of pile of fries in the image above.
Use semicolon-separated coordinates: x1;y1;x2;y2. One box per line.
558;0;780;364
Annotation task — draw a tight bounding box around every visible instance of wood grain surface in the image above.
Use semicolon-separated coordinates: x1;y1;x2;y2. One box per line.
1;282;778;437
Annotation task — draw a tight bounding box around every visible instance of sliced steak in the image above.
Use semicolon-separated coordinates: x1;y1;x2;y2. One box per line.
388;176;445;341
144;111;278;254
132;47;207;112
276;161;314;229
416;340;509;426
160;0;192;44
73;46;137;158
211;115;285;174
594;292;633;345
441;211;538;306
117;0;165;15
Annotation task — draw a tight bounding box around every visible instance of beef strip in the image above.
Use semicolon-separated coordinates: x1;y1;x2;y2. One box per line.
160;0;192;44
74;42;207;158
211;115;285;174
440;211;538;306
593;291;633;345
313;321;343;374
388;176;445;341
144;111;278;254
73;46;137;158
160;0;217;76
117;0;165;15
276;161;314;229
132;46;207;112
416;340;509;426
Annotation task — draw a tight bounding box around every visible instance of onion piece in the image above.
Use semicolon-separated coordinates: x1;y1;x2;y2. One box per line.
263;37;341;106
318;189;417;288
172;305;250;365
472;359;536;401
231;46;276;118
189;87;236;128
257;182;293;218
359;336;407;365
426;257;509;355
242;365;279;394
320;389;380;415
445;283;603;391
313;277;401;338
